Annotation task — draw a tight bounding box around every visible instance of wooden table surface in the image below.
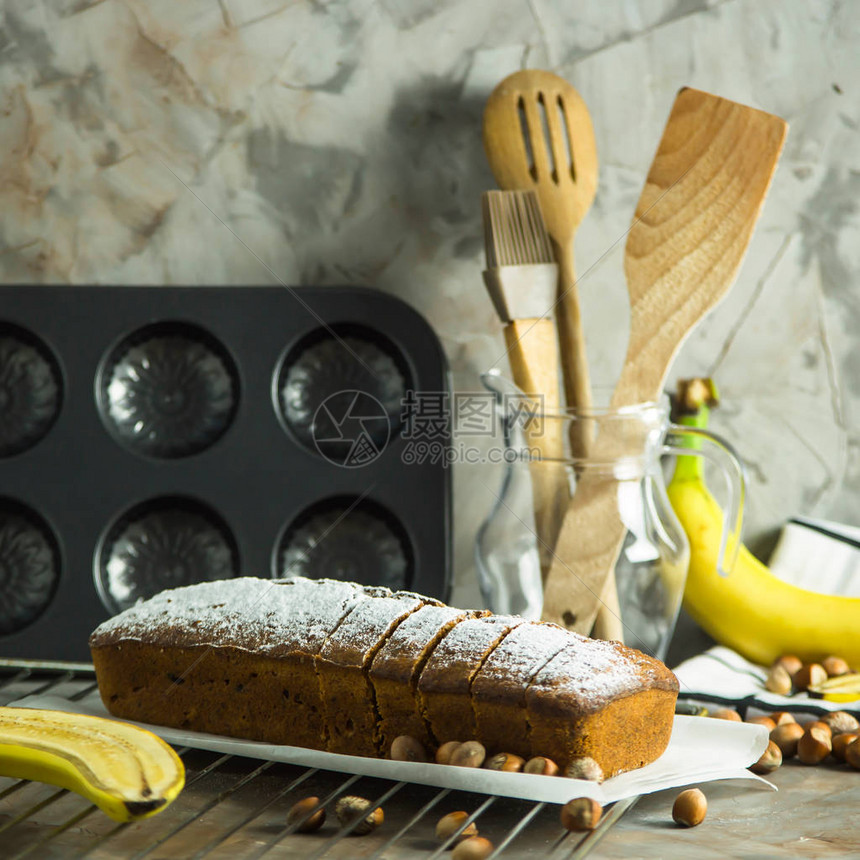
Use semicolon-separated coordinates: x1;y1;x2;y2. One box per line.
598;760;860;858
3;664;860;858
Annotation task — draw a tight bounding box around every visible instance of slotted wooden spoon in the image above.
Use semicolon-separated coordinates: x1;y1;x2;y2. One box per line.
542;87;787;636
483;69;598;458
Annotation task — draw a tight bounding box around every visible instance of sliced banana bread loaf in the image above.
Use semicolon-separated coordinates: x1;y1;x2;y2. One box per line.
90;576;679;774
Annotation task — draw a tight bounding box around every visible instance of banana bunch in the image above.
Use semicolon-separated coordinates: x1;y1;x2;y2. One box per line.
667;380;860;668
0;707;184;822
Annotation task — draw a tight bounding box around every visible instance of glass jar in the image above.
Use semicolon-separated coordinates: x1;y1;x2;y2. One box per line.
475;372;744;660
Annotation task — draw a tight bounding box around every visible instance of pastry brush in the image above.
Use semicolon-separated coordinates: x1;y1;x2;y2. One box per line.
482;189;570;582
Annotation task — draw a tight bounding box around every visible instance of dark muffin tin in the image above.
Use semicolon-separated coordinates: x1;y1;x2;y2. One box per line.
0;286;451;660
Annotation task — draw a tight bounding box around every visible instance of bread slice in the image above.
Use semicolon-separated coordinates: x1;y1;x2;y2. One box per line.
471;622;571;758
317;589;434;756
369;605;479;754
417;614;523;745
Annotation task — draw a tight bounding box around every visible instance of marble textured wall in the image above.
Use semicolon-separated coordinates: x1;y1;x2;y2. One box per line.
1;0;858;612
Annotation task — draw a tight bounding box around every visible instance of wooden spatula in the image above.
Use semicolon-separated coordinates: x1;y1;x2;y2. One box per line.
483;70;598;459
541;88;787;636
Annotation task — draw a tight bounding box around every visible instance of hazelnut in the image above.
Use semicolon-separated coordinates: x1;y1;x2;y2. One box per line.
560;797;602;832
672;788;707;827
797;727;832;765
390;735;428;763
334;795;384;835
524;756;559;776
793;664;827;692
750;740;782;774
451;836;494;860
769;711;797;726
821;711;860;736
764;664;792;696
845;738;860;770
831;732;859;762
772;654;803;678
802;719;832;737
436;741;462;765
822;656;851;677
484;752;524;773
564;757;604;783
710;708;742;722
435;811;478;844
449;741;486;769
286;796;326;833
770;723;804;759
746;716;776;731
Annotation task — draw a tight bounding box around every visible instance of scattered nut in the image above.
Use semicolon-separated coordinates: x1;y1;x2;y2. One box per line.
772;654;803;678
564;757;604;783
803;719;832;737
390;735;428;763
770;723;804;759
435;811;478;844
673;788;707;827
286;796;326;833
451;836;494;860
750;740;782;774
436;741;462;765
822;656;851;677
560;797;602;832
449;741;486;769
484;752;524;773
765;664;792;696
746;716;777;731
821;711;860;736
524;756;559;776
797;727;832;765
845;738;860;770
334;795;384;835
794;664;827;692
769;711;797;726
710;708;742;722
831;732;859;762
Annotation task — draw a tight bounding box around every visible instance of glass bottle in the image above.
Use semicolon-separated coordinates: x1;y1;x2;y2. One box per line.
475;372;744;660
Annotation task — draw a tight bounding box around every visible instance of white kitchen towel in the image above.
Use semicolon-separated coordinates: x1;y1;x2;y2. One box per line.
673;646;859;716
768;516;860;596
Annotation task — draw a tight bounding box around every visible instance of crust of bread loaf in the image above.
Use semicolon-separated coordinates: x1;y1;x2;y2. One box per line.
529;687;676;777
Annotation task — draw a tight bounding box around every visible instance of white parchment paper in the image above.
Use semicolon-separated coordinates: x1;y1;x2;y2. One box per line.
9;691;773;804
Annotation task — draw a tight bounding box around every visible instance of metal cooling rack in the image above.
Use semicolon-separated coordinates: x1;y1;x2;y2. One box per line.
0;661;637;858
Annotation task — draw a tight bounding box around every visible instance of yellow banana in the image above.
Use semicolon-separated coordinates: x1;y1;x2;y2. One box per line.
0;707;184;822
667;382;860;668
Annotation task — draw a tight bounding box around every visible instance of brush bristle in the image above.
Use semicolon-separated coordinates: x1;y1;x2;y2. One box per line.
482;190;554;268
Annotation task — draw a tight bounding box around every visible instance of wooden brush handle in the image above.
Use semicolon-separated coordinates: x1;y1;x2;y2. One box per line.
503;319;570;581
555;243;624;641
554;241;593;460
